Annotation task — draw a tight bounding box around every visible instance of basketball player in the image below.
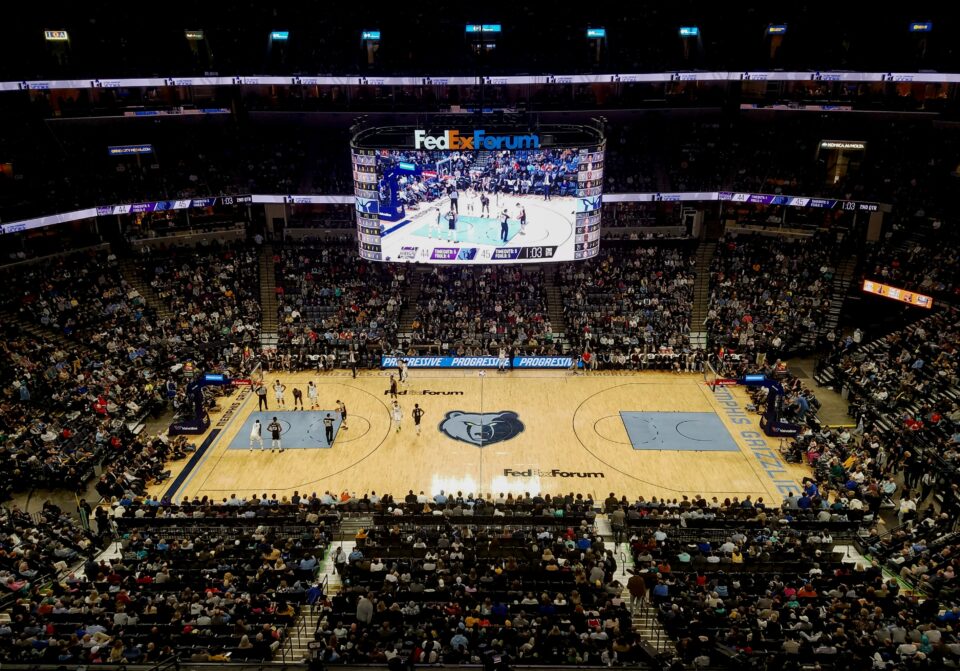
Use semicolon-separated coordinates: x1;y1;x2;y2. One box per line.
430;207;442;239
273;379;286;408
412;403;425;435
249;419;264;451
499;209;510;243
307;381;318;410
498;347;508;373
465;186;475;214
399;359;409;384
516;203;527;236
445;208;457;243
337;399;348;430
449;186;459;213
480;192;490;217
389;375;398;399
267;417;283;452
323;413;336;445
391;401;403;433
292;386;304;410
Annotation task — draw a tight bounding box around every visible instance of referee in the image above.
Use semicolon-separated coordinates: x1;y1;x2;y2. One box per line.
323;413;336;445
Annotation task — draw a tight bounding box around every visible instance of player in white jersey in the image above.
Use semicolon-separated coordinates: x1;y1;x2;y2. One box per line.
307;380;319;410
391;401;403;433
249;419;264;451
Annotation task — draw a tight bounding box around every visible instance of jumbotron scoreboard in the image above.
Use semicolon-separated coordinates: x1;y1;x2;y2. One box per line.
351;121;605;264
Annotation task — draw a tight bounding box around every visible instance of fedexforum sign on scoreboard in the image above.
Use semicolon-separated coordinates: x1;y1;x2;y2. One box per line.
413;129;541;150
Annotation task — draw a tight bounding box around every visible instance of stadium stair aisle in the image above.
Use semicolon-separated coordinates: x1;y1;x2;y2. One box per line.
259;242;278;348
543;265;568;347
596;517;674;657
286;517;369;662
398;267;428;335
690;241;716;350
117;257;171;320
288;539;354;662
819;255;858;342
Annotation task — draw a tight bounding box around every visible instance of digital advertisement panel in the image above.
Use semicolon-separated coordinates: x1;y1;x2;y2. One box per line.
862;280;933;309
351;125;604;264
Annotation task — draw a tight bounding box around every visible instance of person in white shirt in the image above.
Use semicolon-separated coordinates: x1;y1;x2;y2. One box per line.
898;496;917;525
391;401;403;432
430;207;442;239
273;380;286;407
307;381;319;410
249;419;263;451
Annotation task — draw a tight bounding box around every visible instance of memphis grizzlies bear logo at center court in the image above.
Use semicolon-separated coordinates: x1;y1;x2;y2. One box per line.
439;411;525;447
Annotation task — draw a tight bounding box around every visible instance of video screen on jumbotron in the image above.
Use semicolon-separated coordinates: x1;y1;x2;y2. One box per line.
351;123;604;264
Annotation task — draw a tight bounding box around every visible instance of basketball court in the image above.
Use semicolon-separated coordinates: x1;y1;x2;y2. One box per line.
154;370;811;504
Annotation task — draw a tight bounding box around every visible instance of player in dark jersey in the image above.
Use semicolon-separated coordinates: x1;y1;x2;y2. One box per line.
445;208;458;243
267;417;283;453
412;403;425;435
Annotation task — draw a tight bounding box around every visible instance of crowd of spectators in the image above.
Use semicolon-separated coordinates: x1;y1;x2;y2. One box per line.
0;246;263;492
1;500;97;592
275;242;407;367
134;242;261;355
314;492;644;666
7;474;960;667
869;511;958;599
558;245;696;367
823;311;960;513
615;488;960;668
0;251;172;490
706;232;838;360
862;220;959;304
0;494;341;665
412;266;556;356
